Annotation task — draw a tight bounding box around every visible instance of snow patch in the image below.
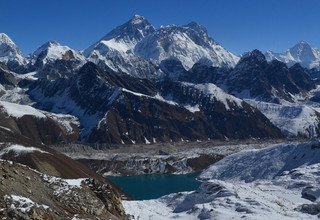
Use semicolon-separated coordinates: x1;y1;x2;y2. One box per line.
247;100;320;137
0;144;49;157
184;104;200;113
0;101;46;118
183;82;243;110
4;195;49;213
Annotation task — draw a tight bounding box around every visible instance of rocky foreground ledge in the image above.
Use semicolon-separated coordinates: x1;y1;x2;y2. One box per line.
0;160;126;219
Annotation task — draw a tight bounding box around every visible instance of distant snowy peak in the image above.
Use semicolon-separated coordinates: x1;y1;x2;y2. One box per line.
83;15;159;78
84;14;155;55
265;41;320;69
0;33;26;66
84;16;239;76
134;23;240;69
32;41;85;66
102;14;155;43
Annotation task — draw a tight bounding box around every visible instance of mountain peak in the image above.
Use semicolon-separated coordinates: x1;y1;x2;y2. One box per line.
290;40;313;51
45;40;60;47
291;40;312;51
241;49;266;62
101;15;155;42
33;40;61;57
265;40;320;69
40;40;60;48
296;40;310;46
0;33;15;45
289;40;317;65
130;14;146;24
135;21;239;69
85;15;155;57
184;21;208;33
0;33;26;68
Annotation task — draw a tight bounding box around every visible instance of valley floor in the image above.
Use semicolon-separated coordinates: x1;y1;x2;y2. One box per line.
51;138;299;176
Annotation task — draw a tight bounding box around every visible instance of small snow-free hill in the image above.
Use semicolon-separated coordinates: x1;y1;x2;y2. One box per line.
0;159;125;219
0;101;79;145
124;141;320;219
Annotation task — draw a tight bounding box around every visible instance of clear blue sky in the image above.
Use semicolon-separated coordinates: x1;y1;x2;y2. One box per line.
1;0;319;55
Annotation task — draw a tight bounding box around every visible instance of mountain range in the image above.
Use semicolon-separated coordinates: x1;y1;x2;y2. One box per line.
2;14;320;220
1;15;320;145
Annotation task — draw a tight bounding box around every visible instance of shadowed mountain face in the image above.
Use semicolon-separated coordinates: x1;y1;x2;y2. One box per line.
1;16;319;145
165;50;315;103
225;50;315;102
26;62;283;144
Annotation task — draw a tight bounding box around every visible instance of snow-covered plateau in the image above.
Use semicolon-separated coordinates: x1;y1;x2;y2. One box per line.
123;141;320;219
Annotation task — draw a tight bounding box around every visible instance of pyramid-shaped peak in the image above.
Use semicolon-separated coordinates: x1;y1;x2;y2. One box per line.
130;14;147;24
296;40;310;45
33;40;61;56
291;40;313;51
184;21;208;33
0;33;15;45
242;49;266;60
42;41;61;47
99;15;155;43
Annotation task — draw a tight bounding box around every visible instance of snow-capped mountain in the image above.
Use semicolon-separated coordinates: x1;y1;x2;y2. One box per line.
161;50;315;103
265;41;320;70
83;15;160;78
0;33;27;72
135;22;240;69
85;15;155;55
0;15;320;143
31;41;85;66
223;50;315;102
84;15;239;78
30;41;86;79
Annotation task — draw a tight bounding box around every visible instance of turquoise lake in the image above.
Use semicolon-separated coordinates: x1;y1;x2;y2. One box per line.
107;172;201;200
